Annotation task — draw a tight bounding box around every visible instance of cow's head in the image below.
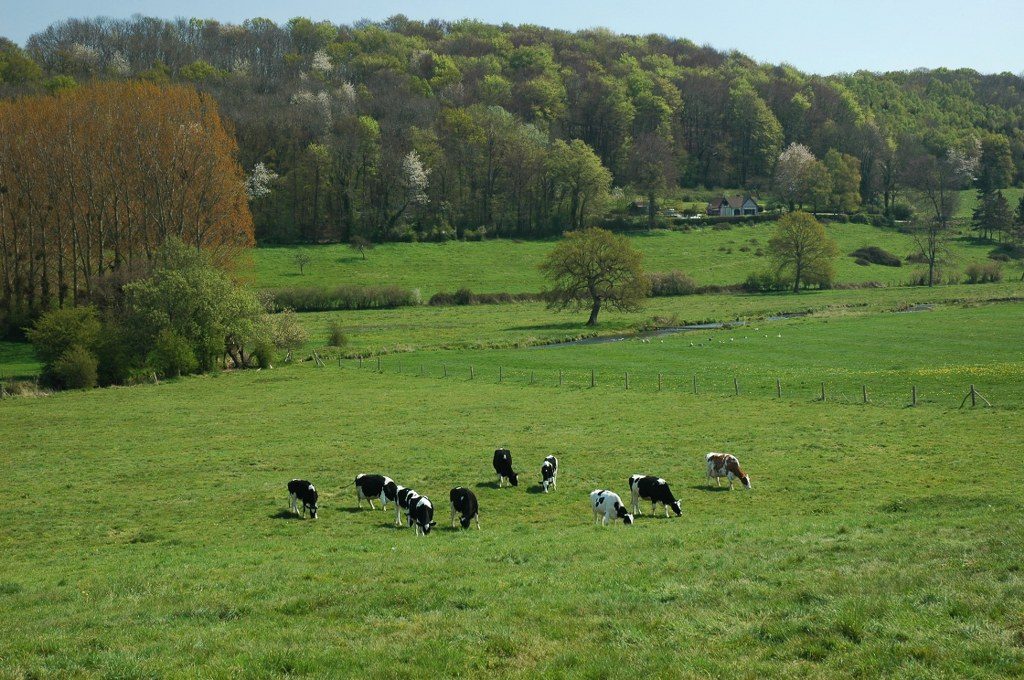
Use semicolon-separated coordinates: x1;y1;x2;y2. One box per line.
669;500;682;516
508;471;519;487
307;502;318;519
615;503;634;525
740;474;751;489
421;520;437;534
459;515;472;529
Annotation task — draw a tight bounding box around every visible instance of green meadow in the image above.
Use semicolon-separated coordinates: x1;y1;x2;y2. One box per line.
2;353;1023;677
252;223;1006;295
4;222;1024;677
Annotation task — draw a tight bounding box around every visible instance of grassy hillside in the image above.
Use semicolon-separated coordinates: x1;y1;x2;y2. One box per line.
955;187;1024;220
251;224;1004;295
2;357;1022;677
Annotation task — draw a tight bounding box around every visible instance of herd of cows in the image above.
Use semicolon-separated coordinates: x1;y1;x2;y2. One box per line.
287;449;752;536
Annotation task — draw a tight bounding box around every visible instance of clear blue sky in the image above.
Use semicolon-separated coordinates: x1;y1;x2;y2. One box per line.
4;0;1022;75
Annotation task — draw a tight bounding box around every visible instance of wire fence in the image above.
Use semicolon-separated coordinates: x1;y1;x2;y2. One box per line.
327;352;1005;410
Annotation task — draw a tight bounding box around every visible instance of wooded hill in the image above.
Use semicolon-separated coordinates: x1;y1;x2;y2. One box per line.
2;16;1023;243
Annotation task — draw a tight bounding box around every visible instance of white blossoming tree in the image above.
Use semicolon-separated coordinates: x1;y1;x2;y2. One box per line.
245;162;278;200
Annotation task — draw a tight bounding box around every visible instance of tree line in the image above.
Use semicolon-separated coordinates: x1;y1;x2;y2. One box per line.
0;81;253;330
3;16;1023;243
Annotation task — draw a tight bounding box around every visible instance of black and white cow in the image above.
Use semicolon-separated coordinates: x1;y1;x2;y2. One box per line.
355;474;399;510
493;448;518;487
408;495;437;536
395;487;419;527
287;479;318;519
540;455;558;493
449;487;480;530
628;475;682;517
590;489;633;526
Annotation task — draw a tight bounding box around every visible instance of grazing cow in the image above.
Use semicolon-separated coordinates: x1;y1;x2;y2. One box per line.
409;495;437;536
355;474;399;510
287;479;319;519
628;475;682;517
395;487;419;527
706;453;751;490
449;487;481;530
540;455;558;493
493;448;518;487
590;489;633;526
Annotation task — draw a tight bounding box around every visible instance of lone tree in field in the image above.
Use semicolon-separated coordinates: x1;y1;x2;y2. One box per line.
292;251;312;275
767;211;839;292
539;227;649;326
349;235;374;260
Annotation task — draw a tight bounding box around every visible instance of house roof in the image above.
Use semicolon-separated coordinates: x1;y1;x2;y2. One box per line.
708;195;759;209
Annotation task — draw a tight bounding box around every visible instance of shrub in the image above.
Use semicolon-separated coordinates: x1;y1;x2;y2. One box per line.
25;306;101;365
327;321;348;347
647;271;697;296
849;213;870;224
855;257;870;266
454;288;477;305
891;202;915;221
268;285;418;312
51;345;99;389
964;261;1003;284
743;270;791;293
428;291;456;306
989;243;1024;260
850;246;901;267
905;252;929;264
147;329;198;377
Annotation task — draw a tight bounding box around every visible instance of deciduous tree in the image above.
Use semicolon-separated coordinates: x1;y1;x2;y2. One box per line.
539;227;649;325
767;211;838;292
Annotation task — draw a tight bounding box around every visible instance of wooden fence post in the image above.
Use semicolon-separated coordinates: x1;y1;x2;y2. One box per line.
470;366;474;380
658;373;663;391
693;375;698;395
499;366;503;383
558;370;563;387
734;377;739;396
443;364;447;378
971;384;976;407
376;356;381;373
862;385;868;403
820;382;826;402
912;385;917;407
358;356;362;369
625;372;629;390
530;371;535;385
776;378;781;398
591;369;595;388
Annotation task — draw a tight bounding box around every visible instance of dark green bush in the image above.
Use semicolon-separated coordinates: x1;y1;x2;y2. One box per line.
891;203;914;221
51;345;98;389
855;257;871;266
647;271;697;296
743;270;791;293
25;306;101;365
147;329;198;377
850;246;901;267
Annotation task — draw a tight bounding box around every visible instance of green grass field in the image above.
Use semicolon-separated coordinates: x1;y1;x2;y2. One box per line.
2;354;1022;677
4;221;1024;676
251;223;1005;295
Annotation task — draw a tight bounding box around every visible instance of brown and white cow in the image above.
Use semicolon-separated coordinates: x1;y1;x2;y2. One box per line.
706;453;751;490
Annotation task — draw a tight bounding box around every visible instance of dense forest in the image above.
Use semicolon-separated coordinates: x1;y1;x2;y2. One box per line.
1;15;1023;243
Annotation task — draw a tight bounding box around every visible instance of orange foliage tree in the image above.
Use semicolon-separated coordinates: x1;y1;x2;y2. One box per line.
0;81;253;320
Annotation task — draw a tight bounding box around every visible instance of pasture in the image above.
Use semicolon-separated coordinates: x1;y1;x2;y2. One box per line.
251;223;1004;294
3;297;1024;676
